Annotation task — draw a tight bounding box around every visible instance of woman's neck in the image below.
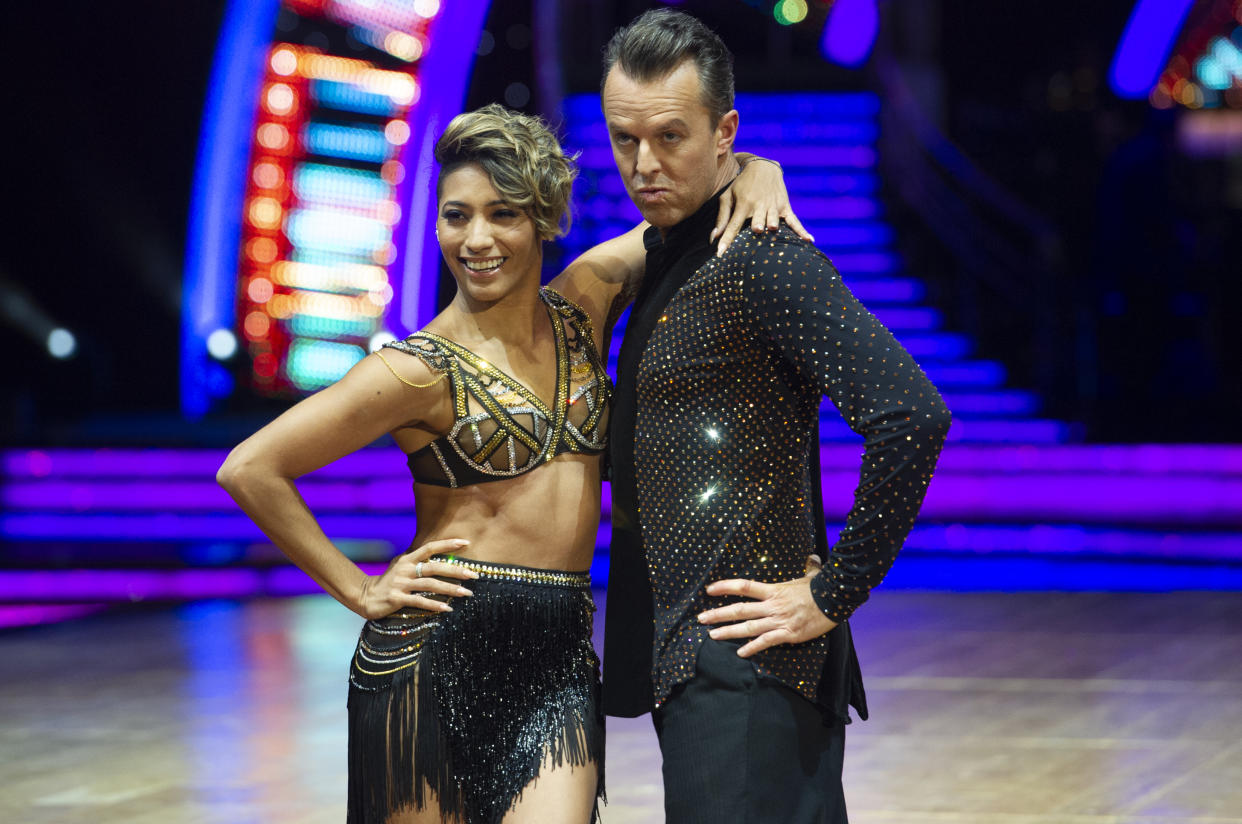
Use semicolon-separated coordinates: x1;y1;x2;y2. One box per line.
443;284;547;350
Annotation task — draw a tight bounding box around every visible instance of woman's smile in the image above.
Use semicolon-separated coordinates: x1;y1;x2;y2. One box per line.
461;256;507;275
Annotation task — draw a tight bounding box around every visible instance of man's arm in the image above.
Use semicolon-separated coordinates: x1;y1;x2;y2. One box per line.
700;229;952;656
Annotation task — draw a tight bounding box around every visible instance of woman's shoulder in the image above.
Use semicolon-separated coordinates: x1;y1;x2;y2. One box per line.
382;332;454;362
541;286;601;340
375;331;460;391
540;284;590;319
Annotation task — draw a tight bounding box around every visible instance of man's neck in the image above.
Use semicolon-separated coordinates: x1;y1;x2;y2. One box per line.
657;152;741;241
715;151;741;193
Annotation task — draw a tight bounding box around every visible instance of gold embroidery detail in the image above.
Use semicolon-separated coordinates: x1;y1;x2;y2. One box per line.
375;350;448;389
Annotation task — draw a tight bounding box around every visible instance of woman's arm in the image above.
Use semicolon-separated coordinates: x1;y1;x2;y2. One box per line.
714;153;813;256
216;352;477;619
548;221;648;349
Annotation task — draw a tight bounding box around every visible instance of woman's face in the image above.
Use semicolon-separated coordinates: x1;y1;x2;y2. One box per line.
437;163;541;306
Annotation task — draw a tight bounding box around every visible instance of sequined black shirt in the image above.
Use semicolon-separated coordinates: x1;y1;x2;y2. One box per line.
604;189;951;718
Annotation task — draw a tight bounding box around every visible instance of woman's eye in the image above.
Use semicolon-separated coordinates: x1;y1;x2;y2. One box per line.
442;210;465;222
663;132;680;142
494;209;519;219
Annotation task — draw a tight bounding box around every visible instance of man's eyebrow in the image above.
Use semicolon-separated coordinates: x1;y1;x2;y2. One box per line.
606;118;691;133
657;118;691;131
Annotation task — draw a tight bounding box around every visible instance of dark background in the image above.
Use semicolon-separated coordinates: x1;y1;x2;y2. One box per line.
3;0;1239;443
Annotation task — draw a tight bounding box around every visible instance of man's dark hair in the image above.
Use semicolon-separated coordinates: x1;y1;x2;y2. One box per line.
601;8;735;126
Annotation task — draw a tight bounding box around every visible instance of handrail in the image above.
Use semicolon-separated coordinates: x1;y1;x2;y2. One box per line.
878;59;1059;243
873;56;1068;407
875;59;1061;300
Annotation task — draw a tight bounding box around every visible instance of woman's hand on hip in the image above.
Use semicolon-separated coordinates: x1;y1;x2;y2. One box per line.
357;538;479;619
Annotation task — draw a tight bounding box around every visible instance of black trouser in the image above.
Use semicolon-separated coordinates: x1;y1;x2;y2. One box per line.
652;638;848;824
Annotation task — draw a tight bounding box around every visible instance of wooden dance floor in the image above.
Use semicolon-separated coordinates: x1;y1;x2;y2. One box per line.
2;590;1241;823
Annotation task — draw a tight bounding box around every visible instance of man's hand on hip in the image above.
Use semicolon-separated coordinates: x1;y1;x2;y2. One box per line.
698;572;838;658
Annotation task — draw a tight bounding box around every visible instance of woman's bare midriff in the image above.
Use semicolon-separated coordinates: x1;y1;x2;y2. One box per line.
406;452;603;573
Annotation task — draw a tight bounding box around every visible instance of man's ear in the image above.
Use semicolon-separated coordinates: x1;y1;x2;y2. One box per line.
715;109;739;156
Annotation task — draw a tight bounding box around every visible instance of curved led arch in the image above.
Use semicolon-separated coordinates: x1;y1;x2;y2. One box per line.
820;0;879;68
1110;0;1197;99
182;0;282;418
183;0;490;416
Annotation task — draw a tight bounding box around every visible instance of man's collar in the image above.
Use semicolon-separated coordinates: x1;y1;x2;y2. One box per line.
641;180;735;254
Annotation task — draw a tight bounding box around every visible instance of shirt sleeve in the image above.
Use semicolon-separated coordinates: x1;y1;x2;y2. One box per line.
741;227;952;623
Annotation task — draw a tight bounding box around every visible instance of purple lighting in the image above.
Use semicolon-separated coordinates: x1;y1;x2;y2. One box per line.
821;0;879;69
7;445;1242;528
831;252;899;274
868;306;940;331
904;523;1242;561
0;566;388;603
0;513;414;541
1110;0;1196;98
760;145;877;168
6;444;1241;479
0;604;108;630
2;479;413;512
911;474;1242;524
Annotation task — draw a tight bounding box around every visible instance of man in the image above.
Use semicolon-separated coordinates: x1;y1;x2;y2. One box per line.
601;9;952;823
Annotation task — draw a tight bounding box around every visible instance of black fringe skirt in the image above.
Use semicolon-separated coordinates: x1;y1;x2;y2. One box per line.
346;557;604;824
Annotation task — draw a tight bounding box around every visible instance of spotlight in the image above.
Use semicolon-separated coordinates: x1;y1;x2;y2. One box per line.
775;0;809;25
47;328;77;360
369;330;396;352
207;328;238;360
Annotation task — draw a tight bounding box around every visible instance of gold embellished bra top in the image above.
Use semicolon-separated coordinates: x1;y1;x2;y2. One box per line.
381;287;611;488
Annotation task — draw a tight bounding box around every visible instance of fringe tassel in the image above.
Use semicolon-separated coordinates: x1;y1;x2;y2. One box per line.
347;663;438;823
347;576;603;824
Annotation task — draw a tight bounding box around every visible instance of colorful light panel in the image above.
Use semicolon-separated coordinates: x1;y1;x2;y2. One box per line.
238;40;420;395
1142;0;1242;109
184;0;490;411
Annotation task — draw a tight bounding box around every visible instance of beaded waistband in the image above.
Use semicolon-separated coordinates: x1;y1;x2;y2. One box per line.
441;557;592;588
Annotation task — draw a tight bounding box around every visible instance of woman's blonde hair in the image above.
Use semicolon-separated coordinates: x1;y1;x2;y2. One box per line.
435;104;577;240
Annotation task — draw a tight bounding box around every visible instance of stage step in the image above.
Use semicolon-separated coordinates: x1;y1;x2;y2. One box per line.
3;445;1239;613
5;445;1240;530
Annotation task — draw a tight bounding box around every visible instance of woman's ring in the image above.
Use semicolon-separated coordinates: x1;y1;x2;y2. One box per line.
415;562;424;578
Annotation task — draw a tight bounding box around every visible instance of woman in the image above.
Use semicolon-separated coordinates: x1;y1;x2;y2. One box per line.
217;104;804;824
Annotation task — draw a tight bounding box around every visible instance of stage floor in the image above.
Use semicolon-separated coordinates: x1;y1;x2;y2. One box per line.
2;590;1241;823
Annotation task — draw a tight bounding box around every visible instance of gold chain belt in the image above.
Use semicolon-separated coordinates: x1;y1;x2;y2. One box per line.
441;557;591;588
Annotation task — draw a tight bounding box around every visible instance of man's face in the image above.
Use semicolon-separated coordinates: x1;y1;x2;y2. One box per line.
602;60;738;230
